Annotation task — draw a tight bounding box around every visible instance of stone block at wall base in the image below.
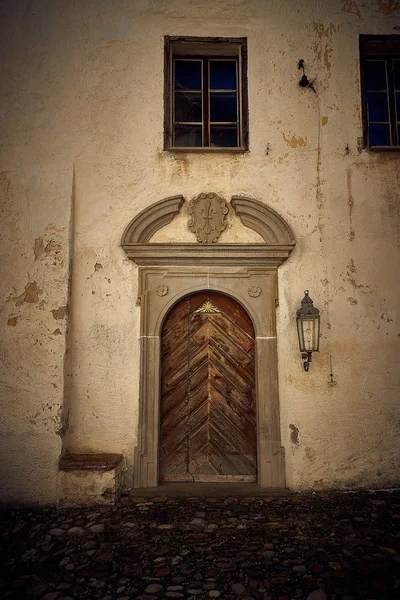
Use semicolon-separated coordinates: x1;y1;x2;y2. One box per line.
58;454;123;506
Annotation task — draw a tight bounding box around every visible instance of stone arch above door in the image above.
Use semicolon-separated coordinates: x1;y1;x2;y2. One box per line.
121;194;295;489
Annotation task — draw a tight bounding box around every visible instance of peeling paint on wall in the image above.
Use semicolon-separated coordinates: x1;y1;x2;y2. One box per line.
283;134;307;148
347;169;355;242
87;262;103;279
341;0;362;17
313;22;340;39
34;238;44;260
312;22;339;88
0;172;11;198
345;259;371;293
289;424;300;445
45;240;62;254
376;0;400;14
52;306;68;320
34;238;62;261
305;446;316;463
14;282;41;305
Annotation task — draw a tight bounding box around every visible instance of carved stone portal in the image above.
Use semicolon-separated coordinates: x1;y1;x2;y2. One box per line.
188;193;228;243
121;194;296;490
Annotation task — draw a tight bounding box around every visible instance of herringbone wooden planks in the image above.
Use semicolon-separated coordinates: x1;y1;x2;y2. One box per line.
159;292;257;482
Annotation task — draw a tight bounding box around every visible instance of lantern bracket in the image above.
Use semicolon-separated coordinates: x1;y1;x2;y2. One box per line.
301;351;312;372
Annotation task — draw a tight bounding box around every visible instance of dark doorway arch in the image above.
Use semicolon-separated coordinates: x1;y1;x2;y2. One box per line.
159;291;257;482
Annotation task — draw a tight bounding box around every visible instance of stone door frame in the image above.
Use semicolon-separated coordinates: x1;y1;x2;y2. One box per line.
121;195;295;489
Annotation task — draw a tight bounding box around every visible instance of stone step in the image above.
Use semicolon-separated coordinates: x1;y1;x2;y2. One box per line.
58;453;123;506
129;481;291;501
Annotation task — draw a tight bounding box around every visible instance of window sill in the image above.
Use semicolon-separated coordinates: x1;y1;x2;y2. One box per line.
166;146;248;154
368;145;400;152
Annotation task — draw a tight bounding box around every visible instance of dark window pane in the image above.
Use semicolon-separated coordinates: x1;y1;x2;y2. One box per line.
174;60;202;91
210;92;238;122
393;60;400;89
369;123;391;146
210;125;238;147
174;125;202;147
175;92;202;122
210;60;237;90
396;92;400;122
367;92;389;122
365;60;387;90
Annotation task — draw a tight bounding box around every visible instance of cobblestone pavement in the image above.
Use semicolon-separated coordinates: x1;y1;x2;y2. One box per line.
1;490;400;600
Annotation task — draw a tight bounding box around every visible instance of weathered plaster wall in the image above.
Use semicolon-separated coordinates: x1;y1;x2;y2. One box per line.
0;0;399;504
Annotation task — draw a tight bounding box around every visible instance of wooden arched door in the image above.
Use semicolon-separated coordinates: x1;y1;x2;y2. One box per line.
159;291;257;482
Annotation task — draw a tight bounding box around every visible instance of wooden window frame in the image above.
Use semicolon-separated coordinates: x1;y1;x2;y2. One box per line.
360;35;400;150
164;36;249;152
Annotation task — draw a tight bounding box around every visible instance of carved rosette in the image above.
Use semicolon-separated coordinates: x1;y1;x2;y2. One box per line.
188;193;228;243
248;286;261;298
156;285;168;297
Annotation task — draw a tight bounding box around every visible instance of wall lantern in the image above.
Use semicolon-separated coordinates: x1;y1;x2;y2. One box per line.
296;290;320;371
298;59;317;93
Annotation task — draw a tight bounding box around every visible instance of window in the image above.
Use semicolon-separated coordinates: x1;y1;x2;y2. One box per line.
164;37;248;151
360;35;400;148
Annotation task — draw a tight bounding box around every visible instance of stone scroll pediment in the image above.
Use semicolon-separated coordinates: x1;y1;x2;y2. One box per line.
121;194;295;267
122;195;184;244
231;196;295;244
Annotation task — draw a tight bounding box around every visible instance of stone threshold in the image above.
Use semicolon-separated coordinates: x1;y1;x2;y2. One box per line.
128;482;291;499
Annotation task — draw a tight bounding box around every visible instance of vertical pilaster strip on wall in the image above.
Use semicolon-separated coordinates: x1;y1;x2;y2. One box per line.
59;163;87;456
255;337;284;489
134;334;160;488
255;269;285;489
59;164;76;459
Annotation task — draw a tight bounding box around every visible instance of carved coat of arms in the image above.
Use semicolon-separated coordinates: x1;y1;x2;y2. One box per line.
188;193;228;243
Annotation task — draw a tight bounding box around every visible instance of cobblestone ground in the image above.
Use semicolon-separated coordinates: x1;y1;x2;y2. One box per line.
1;491;400;600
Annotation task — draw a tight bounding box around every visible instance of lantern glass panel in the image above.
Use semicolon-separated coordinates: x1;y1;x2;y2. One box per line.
296;318;305;351
297;316;320;352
